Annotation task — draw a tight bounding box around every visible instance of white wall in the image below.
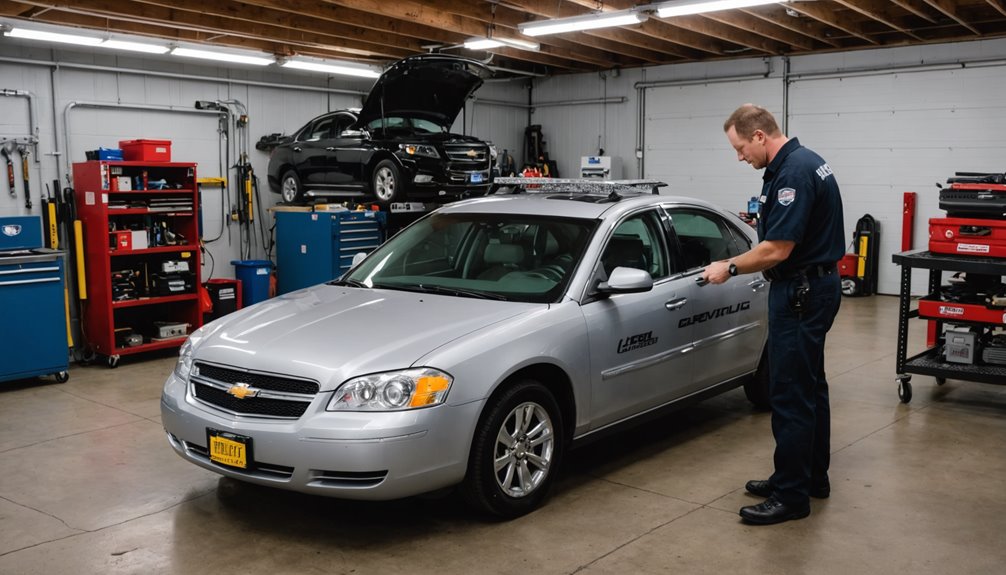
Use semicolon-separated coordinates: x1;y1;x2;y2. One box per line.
530;38;1006;295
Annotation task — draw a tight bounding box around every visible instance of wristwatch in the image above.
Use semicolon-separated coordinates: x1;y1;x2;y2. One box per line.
728;262;738;276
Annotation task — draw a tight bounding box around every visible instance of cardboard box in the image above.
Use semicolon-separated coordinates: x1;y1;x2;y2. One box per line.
130;230;148;250
945;329;977;364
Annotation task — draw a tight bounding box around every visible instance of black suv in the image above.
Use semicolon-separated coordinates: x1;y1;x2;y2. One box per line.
267;55;494;205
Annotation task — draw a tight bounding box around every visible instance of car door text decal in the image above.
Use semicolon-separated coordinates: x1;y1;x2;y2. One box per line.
617;331;659;354
678;301;751;328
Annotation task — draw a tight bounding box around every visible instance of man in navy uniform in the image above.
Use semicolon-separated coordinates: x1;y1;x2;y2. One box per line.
702;104;845;525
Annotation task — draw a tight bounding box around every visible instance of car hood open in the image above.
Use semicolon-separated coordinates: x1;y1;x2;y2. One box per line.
192;284;535;390
357;54;490;130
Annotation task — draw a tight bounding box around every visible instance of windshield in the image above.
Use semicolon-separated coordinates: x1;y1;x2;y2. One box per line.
343;212;597;303
365;116;445;135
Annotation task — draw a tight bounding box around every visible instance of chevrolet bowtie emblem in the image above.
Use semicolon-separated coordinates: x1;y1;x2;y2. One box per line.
226;382;260;399
466;149;478;158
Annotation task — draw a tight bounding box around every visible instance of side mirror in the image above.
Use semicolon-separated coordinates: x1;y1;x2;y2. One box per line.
597;267;653;294
351;252;368;267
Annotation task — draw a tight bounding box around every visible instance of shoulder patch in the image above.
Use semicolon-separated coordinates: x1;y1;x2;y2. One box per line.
777;187;796;206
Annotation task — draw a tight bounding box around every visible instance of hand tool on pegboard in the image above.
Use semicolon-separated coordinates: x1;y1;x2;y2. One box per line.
0;142;13;197
17;144;32;210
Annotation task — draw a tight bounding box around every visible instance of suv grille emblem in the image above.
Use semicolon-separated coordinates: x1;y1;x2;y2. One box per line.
226;382;260;399
466;149;478;158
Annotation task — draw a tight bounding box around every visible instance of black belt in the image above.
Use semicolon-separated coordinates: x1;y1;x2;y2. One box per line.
764;263;836;281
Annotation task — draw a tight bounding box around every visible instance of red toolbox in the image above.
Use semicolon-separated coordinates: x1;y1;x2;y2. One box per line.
939;182;1006;217
119;139;172;162
918;298;1006;325
929;217;1006;257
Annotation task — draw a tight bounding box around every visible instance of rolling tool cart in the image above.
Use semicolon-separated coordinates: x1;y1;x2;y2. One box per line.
0;216;69;384
892;250;1006;403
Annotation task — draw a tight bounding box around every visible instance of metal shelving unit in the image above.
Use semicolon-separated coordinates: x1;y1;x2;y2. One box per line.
892;250;1006;402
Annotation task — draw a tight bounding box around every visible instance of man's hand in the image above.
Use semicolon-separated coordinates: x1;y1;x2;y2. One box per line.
702;260;732;285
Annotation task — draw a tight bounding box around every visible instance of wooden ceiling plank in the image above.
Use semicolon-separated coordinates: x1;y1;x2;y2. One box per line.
986;0;1006;18
10;0;413;59
740;5;844;48
784;1;880;44
666;14;788;54
921;0;983;35
889;0;940;23
701;11;818;51
832;0;926;40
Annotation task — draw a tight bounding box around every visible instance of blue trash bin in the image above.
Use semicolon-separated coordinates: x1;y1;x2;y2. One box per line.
231;260;273;306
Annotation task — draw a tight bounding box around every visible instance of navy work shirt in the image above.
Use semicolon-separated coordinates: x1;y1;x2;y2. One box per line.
757;137;845;278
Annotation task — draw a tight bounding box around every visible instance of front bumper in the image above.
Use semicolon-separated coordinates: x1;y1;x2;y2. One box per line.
160;372;479;500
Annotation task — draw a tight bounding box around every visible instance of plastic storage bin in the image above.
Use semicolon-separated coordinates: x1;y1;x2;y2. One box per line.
119;139;172;162
231;260;273;306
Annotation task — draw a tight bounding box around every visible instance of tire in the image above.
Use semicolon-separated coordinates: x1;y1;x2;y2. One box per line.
462;379;563;519
371;159;401;204
55;371;69;383
280;170;303;204
744;346;771;411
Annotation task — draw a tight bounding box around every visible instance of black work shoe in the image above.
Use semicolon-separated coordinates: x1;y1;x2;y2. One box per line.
739;496;811;525
745;479;830;499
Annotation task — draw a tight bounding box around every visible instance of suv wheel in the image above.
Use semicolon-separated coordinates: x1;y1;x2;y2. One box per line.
372;160;401;204
281;170;303;204
462;379;563;519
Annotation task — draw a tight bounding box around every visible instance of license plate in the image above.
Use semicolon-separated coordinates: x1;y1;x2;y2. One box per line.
207;429;252;469
470;173;483;184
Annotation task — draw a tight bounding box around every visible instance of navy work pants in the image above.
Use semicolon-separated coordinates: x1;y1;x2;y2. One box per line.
766;272;841;506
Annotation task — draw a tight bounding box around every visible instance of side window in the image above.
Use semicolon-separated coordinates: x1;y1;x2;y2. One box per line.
600;211;669;279
307;117;335;141
666;209;746;270
332;115;355;136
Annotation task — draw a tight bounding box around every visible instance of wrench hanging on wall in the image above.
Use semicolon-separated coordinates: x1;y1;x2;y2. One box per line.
0;143;13;197
17;145;31;210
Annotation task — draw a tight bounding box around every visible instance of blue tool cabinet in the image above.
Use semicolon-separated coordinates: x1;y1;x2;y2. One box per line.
0;250;70;384
275;210;387;295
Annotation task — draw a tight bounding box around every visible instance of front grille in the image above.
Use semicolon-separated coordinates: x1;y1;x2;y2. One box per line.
191;362;319;419
195;362;319;394
444;144;489;162
308;469;388;488
193;384;312;417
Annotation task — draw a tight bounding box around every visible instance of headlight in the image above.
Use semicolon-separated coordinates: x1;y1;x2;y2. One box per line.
327;368;453;411
173;338;194;382
399;143;440;159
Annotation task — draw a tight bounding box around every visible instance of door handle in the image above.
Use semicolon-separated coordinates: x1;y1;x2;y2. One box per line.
665;297;687;311
747;279;767;292
325;147;337;151
292;147;302;153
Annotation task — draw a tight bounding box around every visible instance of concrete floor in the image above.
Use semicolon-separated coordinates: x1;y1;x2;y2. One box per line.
2;295;1005;574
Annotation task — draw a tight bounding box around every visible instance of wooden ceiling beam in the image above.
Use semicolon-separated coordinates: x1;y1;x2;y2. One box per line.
986;0;1006;18
889;0;940;23
740;5;843;48
784;1;880;44
701;10;819;51
921;0;983;35
832;0;926;41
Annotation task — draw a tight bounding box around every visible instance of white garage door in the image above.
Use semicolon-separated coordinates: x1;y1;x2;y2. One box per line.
788;66;1006;295
643;78;782;211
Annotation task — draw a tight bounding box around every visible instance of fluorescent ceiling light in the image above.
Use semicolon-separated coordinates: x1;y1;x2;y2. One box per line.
657;0;784;18
99;40;169;54
518;10;648;37
4;26;102;46
171;47;274;66
280;57;381;78
464;37;540;51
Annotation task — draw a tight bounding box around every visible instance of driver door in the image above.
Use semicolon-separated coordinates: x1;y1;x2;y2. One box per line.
582;209;696;430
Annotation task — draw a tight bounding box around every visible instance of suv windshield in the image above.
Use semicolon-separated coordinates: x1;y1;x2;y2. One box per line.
343;212;597;303
365;116;444;135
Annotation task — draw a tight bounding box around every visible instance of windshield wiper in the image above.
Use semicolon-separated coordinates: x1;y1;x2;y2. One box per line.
328;279;367;288
406;283;508;301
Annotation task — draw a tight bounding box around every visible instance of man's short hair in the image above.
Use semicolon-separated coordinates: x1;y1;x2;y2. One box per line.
724;104;781;139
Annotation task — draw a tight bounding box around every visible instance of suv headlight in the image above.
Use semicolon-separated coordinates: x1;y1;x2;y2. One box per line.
173;338;195;383
399;144;440;159
328;368;453;411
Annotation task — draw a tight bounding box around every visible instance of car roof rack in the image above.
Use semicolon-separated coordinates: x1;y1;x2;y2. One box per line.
491;178;667;200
